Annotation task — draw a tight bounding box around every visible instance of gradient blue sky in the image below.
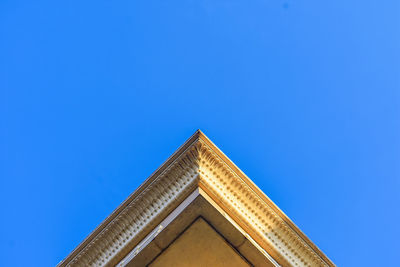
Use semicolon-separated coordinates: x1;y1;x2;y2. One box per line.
1;1;399;266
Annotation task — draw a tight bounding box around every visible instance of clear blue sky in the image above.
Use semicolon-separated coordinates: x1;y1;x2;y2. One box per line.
1;1;399;266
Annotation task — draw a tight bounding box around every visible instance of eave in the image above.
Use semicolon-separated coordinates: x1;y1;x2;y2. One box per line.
58;130;334;267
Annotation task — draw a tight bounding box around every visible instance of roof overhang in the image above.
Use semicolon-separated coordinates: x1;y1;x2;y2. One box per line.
58;130;334;267
119;188;277;266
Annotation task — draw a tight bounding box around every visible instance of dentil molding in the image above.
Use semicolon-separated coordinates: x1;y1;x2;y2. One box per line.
59;131;334;267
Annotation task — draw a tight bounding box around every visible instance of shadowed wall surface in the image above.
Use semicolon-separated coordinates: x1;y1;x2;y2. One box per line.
149;218;250;267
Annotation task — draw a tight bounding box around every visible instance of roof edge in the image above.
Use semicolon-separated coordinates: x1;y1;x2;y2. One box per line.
58;130;201;266
59;130;334;267
197;131;334;266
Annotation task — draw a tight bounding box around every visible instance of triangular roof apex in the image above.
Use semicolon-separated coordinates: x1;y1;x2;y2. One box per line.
59;131;334;267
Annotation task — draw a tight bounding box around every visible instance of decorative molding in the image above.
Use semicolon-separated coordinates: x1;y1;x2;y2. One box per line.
197;139;330;267
59;131;334;267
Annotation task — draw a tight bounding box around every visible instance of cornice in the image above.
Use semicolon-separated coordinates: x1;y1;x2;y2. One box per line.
196;136;333;266
59;130;334;267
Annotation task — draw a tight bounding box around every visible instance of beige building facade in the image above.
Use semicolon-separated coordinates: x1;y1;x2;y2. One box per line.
59;131;334;267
